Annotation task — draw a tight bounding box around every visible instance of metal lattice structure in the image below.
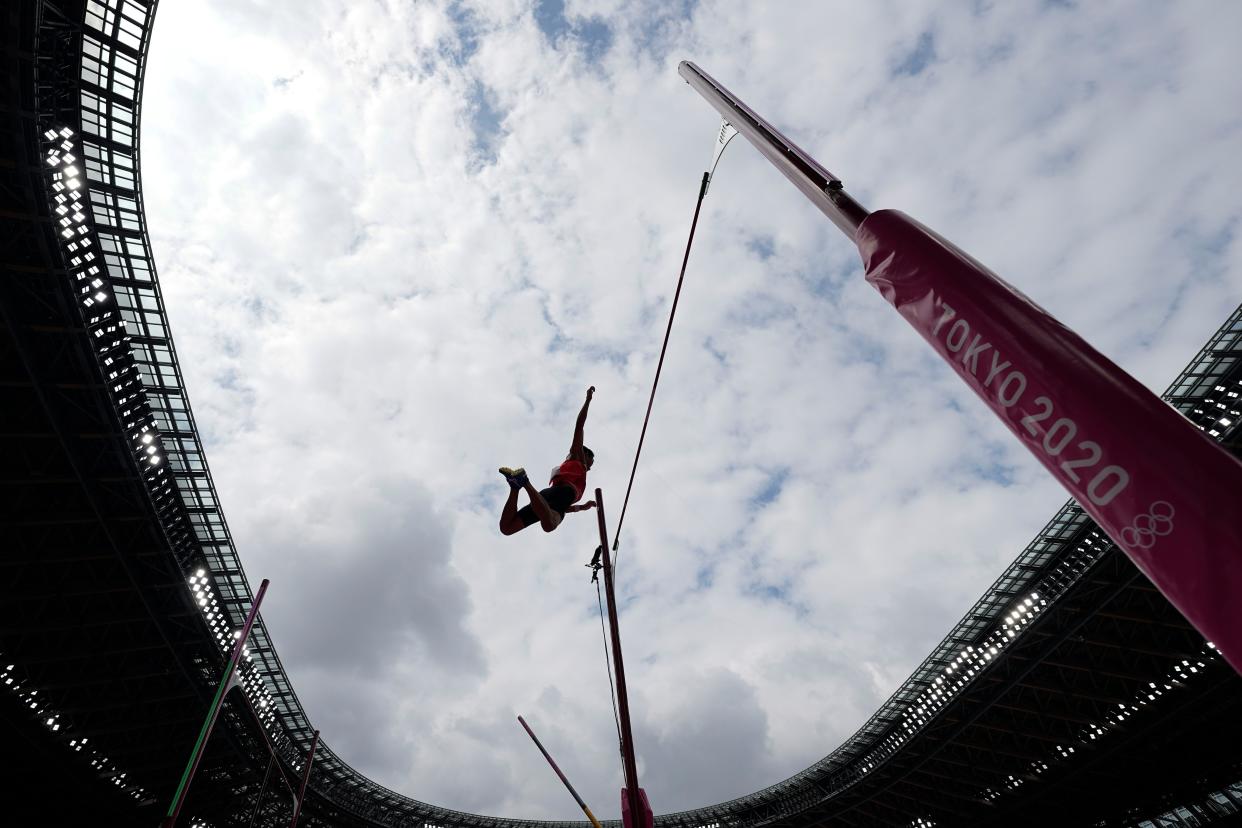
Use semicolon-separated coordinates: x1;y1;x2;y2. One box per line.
2;0;1241;825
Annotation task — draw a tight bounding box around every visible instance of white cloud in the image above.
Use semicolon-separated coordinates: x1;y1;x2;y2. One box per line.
140;0;1242;818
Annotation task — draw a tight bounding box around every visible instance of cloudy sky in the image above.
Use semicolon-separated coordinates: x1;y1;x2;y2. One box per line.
139;0;1242;819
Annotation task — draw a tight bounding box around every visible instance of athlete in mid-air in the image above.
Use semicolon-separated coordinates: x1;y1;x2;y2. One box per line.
499;386;596;535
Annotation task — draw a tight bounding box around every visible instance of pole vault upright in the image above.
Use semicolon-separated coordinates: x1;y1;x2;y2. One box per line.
676;60;1242;675
163;578;271;827
593;488;653;828
677;61;870;239
163;577;322;827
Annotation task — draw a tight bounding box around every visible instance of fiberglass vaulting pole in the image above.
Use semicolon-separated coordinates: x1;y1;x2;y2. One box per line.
677;61;1242;674
518;716;604;828
594;489;650;828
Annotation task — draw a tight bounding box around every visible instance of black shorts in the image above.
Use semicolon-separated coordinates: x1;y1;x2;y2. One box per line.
516;484;578;528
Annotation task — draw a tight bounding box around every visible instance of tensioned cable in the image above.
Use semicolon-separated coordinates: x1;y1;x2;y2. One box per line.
611;172;708;564
247;755;275;827
592;124;736;764
612;124;736;568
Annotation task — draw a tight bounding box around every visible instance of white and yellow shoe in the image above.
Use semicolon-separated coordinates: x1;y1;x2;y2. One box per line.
499;466;528;488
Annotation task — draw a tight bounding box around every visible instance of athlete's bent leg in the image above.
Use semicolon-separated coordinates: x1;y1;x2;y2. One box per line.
499;486;527;536
522;481;563;533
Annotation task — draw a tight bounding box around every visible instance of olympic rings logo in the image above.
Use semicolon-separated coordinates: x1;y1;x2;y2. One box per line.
1119;501;1175;550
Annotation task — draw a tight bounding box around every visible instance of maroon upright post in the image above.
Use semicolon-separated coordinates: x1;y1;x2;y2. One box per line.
288;729;320;827
594;489;649;828
163;578;270;827
677;60;868;240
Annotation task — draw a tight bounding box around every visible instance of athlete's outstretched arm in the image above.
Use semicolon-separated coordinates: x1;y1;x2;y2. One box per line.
570;386;594;461
566;500;597;513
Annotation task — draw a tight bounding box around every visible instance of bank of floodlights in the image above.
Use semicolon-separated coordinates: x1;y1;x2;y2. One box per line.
1;658;150;802
185;571;279;735
1195;382;1241;438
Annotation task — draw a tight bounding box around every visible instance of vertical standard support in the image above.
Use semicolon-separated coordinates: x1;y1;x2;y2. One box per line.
288;729;320;828
247;754;276;828
594;488;648;828
677;60;869;241
518;716;604;828
163;578;270;828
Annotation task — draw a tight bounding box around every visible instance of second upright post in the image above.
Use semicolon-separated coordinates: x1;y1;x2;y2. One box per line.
594;488;651;828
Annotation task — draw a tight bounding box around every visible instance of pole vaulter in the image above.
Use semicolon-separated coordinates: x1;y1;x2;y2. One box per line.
678;61;1242;676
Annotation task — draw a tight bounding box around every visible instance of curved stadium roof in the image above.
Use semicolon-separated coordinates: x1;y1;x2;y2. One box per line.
2;0;1242;825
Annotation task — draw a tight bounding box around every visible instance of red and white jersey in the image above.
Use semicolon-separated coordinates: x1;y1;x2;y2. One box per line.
550;459;587;501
